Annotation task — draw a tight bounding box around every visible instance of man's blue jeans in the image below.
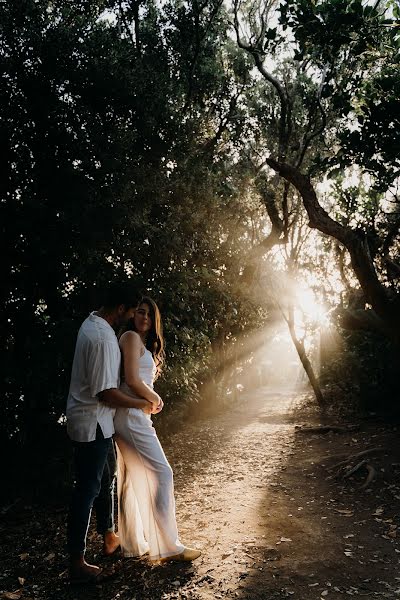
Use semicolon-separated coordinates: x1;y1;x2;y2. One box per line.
67;425;116;557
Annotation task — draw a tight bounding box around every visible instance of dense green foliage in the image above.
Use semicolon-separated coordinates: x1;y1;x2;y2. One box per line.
1;0;399;446
0;0;268;443
231;0;399;407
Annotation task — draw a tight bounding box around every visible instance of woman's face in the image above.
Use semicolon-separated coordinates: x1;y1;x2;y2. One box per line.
134;303;152;336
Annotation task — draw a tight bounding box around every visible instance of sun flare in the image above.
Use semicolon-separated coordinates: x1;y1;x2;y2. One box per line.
295;286;328;327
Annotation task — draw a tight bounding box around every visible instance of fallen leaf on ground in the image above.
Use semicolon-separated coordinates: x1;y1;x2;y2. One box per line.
44;553;55;561
2;592;22;600
373;508;384;516
334;509;354;516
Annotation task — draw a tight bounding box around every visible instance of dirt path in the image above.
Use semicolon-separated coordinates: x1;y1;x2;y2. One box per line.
161;389;400;600
165;388;298;599
2;387;400;600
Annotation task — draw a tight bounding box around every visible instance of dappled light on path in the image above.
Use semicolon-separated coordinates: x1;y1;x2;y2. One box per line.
159;387;298;598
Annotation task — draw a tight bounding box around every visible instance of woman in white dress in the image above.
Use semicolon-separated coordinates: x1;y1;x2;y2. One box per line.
114;296;201;562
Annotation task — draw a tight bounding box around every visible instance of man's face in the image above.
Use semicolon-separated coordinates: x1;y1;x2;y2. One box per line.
115;305;135;329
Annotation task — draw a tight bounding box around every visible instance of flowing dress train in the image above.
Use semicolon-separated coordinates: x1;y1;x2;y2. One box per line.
114;348;185;560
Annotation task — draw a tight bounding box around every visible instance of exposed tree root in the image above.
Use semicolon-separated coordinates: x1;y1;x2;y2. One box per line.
326;447;382;487
361;464;377;489
342;459;368;479
330;447;383;470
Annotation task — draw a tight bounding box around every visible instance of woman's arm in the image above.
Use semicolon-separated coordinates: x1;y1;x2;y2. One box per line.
120;331;161;407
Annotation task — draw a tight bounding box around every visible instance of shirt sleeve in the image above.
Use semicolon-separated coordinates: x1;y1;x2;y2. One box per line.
86;339;121;398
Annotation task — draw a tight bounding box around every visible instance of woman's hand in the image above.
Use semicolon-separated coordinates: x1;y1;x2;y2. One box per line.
152;397;164;414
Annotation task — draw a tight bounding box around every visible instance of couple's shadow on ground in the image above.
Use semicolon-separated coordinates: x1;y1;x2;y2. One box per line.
65;553;200;599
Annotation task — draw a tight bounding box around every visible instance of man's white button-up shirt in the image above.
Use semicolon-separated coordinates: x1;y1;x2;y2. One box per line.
66;312;119;442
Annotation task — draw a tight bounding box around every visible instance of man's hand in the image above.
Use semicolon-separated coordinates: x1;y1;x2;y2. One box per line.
99;388;155;411
140;395;160;415
141;399;154;415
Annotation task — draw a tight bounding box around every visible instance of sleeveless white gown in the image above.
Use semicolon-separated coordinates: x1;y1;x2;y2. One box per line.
114;348;185;559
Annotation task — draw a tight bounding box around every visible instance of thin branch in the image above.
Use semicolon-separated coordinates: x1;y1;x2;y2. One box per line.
336;243;353;293
201;87;243;152
232;0;288;152
383;257;400;279
119;0;136;50
296;64;329;169
381;216;400;257
184;0;224;110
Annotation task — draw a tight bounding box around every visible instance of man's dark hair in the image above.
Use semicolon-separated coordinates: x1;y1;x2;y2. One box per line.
102;281;139;311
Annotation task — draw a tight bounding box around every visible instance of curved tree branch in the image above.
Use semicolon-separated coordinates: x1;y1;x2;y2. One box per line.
264;158;399;336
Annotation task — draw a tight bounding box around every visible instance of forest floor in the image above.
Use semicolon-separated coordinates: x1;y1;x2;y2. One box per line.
1;387;400;600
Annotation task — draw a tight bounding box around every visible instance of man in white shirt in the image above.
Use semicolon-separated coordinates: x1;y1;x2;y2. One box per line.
66;282;159;584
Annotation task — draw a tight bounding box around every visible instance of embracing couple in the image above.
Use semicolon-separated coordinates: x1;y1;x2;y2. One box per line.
66;283;200;584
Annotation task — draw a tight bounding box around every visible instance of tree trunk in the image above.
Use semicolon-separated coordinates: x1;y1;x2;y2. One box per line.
287;304;325;407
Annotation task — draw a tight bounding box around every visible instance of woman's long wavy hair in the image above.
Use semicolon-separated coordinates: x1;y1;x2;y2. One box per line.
120;296;165;379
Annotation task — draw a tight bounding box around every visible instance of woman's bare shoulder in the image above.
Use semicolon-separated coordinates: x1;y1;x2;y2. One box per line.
119;330;141;346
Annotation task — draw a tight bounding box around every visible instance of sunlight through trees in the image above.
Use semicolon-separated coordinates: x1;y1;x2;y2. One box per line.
1;0;399;444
